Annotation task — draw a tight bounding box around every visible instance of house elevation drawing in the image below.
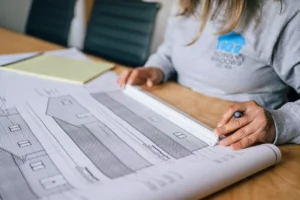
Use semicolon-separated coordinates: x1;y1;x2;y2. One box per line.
91;91;208;159
0;107;72;200
46;95;152;179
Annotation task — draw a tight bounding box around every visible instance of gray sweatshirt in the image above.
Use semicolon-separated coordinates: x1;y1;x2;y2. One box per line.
145;0;300;145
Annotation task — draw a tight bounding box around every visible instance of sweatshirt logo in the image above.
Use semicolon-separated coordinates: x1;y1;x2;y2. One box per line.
217;32;245;54
211;32;245;69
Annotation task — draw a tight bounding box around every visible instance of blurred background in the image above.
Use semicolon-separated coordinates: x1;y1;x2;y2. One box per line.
0;0;173;53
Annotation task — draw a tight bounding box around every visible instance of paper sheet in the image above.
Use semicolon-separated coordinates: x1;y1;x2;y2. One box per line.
0;49;281;200
0;52;39;66
0;48;89;66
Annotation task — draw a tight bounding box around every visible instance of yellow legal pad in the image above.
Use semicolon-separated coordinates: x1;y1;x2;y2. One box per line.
0;54;115;84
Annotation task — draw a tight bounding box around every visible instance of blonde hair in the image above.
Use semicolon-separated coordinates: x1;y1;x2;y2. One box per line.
179;0;280;44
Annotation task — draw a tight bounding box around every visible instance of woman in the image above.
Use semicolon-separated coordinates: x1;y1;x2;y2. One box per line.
118;0;300;150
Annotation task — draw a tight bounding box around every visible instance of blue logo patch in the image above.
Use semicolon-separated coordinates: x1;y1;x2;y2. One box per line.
216;32;245;54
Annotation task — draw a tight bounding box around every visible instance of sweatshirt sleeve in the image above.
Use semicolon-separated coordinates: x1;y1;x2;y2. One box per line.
144;1;178;81
269;13;300;145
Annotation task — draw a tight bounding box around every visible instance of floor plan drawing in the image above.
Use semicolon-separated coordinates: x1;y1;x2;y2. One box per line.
0;107;72;200
46;95;152;179
91;91;208;159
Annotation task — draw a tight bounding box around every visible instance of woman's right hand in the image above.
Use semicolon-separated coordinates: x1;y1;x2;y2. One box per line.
117;67;164;88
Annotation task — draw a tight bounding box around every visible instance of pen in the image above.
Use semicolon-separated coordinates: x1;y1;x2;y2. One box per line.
1;52;43;67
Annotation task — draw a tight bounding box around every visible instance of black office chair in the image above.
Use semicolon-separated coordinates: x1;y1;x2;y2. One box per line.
25;0;76;46
84;0;160;67
288;88;299;102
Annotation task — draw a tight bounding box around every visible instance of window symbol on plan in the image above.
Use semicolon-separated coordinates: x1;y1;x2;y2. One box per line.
61;99;73;106
17;140;32;148
173;132;187;139
149;116;160;122
30;161;45;171
9;124;21;132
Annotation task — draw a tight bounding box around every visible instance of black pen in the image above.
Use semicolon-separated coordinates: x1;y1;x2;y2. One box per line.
1;52;44;67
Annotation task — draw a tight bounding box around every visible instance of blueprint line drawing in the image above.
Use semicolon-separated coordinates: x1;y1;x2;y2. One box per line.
46;95;152;179
91;91;208;159
0;107;72;200
26;104;100;184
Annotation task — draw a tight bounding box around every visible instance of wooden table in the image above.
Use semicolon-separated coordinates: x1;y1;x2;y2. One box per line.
1;28;299;200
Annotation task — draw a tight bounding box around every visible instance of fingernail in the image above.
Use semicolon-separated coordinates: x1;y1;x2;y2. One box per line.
217;123;222;128
219;139;227;146
213;128;219;135
214;127;223;135
230;145;237;151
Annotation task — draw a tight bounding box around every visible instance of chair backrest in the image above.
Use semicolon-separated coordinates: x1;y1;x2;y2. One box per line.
26;0;76;46
288;88;300;102
84;0;160;67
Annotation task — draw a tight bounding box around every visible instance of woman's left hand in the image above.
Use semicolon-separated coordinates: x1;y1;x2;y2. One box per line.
214;100;276;150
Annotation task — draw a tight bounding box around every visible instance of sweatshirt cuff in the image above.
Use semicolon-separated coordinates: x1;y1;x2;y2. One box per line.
268;110;280;145
268;109;291;145
144;57;174;82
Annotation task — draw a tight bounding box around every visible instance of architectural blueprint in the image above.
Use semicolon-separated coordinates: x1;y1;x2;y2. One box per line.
0;49;282;200
46;95;151;179
0;100;77;200
91;91;208;159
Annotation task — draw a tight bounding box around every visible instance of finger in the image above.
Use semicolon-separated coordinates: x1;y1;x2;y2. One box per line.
127;70;143;85
148;69;162;84
249;114;271;143
118;70;132;86
138;68;153;79
135;68;161;87
214;116;252;136
118;69;132;88
230;132;259;150
146;79;154;87
219;121;259;146
218;103;248;127
128;68;155;84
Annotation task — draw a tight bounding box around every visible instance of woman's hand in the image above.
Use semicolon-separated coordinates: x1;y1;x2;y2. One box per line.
214;100;276;150
117;67;164;88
